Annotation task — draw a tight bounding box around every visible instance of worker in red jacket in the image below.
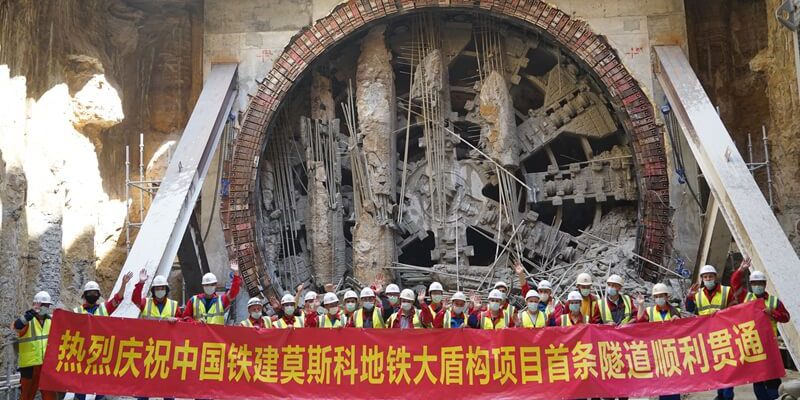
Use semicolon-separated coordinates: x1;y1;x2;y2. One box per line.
131;268;179;321
182;261;241;324
550;273;601;324
74;272;132;316
387;289;425;329
421;291;470;328
731;259;790;400
240;297;272;329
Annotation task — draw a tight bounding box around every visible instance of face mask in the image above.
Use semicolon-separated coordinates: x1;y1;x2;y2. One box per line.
489;302;501;312
38;306;51;316
569;303;581;313
655;298;666;306
316;306;327;316
154;289;167;299
328;306;339;315
363;302;374;310
452;306;464;315
752;286;766;296
703;280;716;291
527;302;538;312
388;296;399;305
539;293;550;302
284;306;296;315
345;303;356;312
250;311;262;319
203;286;215;296
580;288;591;297
499;291;507;300
85;294;100;304
401;302;412;311
606;287;618;297
432;294;443;303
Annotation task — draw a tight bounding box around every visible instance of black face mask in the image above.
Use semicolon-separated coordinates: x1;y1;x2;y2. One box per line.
85;294;100;304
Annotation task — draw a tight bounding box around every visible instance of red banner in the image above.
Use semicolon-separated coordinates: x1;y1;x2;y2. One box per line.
40;301;783;399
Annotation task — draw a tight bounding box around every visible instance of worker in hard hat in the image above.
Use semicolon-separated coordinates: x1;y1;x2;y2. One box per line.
387;289;424;328
318;292;344;328
421;291;470;328
418;282;446;327
13;291;56;400
560;272;600;324
131;268;179;322
686;263;736;400
518;290;547;328
240;297;273;329
379;283;402;322
341;290;359;326
536;279;561;315
554;291;591;326
599;274;637;326
348;287;384;328
731;259;790;400
273;294;304;328
633;284;681;400
182;261;241;324
74;271;133;316
469;289;514;329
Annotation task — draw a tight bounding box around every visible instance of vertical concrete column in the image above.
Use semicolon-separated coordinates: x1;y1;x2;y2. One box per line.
479;70;520;168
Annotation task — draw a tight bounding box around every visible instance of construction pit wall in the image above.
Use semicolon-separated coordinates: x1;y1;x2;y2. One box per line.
201;0;689;319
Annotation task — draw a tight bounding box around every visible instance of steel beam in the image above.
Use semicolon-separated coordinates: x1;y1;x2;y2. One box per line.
694;196;734;278
655;46;800;365
111;63;238;318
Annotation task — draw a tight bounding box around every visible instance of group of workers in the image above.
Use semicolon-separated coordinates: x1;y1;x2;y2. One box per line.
13;258;789;400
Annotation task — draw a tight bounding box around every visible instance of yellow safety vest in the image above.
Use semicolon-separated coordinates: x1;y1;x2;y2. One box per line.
481;312;510;329
320;314;344;328
18;317;51;368
646;306;681;322
387;310;423;328
560;314;590;327
519;310;547;328
745;293;780;335
73;304;109;316
353;309;385;328
190;295;226;325
695;285;730;316
140;298;178;320
274;316;303;329
442;311;468;328
599;295;633;324
240;317;273;328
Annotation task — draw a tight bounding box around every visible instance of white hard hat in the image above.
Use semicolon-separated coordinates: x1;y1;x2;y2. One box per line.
576;273;592;286
525;290;541;300
652;283;670;296
152;275;169;287
34;291;52;305
400;289;415;301
606;274;624;286
494;281;508;290
202;272;218;285
281;293;295;304
323;292;339;305
488;289;504;300
83;281;101;293
429;282;444;292
360;287;375;298
247;297;263;307
344;290;358;300
749;271;767;282
451;291;467;302
537;280;553;290
699;265;717;276
304;291;318;302
567;291;583;302
386;284;401;294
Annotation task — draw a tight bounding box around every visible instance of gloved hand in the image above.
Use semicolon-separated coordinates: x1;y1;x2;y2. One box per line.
24;309;36;321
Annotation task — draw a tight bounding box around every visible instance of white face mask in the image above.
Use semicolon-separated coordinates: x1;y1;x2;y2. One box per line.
328;306;339;315
489;302;501;312
580;288;591;297
401;302;412;311
452;306;464;315
250;311;262;319
363;302;374;310
203;286;215;296
284;306;296;315
154;289;167;299
345;303;357;312
539;293;550;302
316;306;327;316
38;306;52;316
432;294;443;303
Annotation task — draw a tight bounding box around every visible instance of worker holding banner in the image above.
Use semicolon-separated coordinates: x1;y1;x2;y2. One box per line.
341;290;359;326
686;263;736;400
13;291;56;400
319;292;344;328
636;283;682;400
731;259;791;400
421;291;470;328
182;261;241;324
379;282;402;322
471;289;515;329
273;293;304;328
387;288;424;328
518;290;547;328
74;272;132;316
536;279;561;315
240;297;272;329
131;269;178;322
555;291;591;326
420;282;445;327
599;274;637;326
349;287;385;328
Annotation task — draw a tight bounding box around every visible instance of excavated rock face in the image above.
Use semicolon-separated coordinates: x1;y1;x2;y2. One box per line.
478;70;520;168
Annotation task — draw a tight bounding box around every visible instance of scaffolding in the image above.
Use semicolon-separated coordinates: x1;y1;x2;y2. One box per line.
125;133;172;254
746;126;775;208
